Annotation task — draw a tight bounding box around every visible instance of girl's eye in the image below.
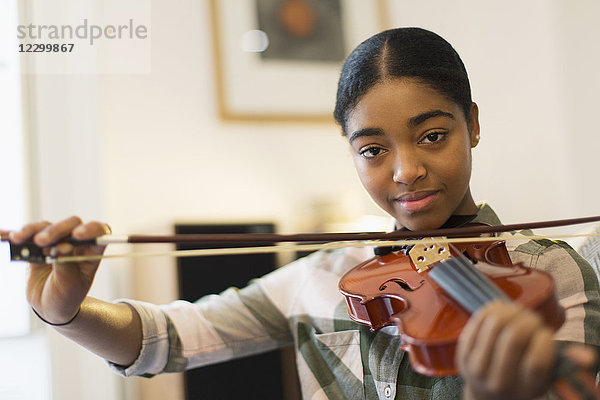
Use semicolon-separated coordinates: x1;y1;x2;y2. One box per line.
359;146;385;159
420;131;448;144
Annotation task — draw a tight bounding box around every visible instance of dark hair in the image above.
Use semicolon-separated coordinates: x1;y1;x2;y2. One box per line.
333;28;472;134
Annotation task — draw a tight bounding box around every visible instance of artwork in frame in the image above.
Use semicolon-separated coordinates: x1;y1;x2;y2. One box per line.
210;0;388;122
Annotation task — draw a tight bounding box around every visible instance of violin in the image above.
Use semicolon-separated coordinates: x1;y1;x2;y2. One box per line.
339;234;564;376
338;231;600;398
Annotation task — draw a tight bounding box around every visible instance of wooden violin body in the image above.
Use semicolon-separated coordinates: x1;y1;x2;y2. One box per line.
339;239;565;376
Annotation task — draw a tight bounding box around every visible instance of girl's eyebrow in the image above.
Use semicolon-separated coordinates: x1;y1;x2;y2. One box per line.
349;110;455;143
408;110;455;128
348;127;384;144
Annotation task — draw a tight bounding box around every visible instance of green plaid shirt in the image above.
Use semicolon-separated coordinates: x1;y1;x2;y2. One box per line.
110;204;600;399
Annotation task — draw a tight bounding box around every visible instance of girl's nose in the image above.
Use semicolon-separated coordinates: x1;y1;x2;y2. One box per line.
392;150;426;185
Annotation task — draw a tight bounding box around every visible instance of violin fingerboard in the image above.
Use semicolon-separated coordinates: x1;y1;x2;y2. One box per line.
428;256;509;314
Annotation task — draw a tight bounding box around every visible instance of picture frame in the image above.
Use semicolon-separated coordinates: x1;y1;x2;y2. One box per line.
209;0;389;123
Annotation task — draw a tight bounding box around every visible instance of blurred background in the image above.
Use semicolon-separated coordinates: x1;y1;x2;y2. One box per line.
1;0;599;399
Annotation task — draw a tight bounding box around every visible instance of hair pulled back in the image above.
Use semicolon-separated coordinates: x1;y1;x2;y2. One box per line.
333;28;472;134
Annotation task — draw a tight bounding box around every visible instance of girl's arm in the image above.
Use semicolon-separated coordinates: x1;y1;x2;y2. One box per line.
6;217;143;366
53;297;142;366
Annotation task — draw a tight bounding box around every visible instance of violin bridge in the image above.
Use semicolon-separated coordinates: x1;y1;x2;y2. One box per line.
408;238;451;273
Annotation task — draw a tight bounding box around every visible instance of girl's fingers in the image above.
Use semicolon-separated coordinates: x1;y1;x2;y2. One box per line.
457;302;519;380
51;242;75;257
458;302;558;400
10;217;110;247
517;327;555;398
33;216;83;246
72;221;111;241
8;218;109;267
10;221;51;243
456;306;492;379
562;344;597;368
485;309;544;394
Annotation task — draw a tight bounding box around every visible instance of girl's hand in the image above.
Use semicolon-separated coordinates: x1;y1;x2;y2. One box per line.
457;302;556;400
9;216;110;325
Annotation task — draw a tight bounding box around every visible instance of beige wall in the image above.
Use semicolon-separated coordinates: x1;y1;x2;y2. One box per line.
387;0;600;222
21;1;600;399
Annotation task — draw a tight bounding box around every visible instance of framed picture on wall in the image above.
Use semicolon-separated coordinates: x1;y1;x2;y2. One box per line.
209;0;388;122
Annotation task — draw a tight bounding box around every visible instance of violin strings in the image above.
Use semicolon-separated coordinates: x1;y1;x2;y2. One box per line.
455;256;508;303
429;256;508;314
429;260;488;313
431;259;488;312
11;233;600;264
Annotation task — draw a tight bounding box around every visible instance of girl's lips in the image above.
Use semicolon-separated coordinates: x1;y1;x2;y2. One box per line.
396;191;439;213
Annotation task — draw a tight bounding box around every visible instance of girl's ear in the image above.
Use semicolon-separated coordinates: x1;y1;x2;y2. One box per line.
468;102;480;148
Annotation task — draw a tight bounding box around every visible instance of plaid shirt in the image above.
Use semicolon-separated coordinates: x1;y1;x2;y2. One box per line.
110;204;600;399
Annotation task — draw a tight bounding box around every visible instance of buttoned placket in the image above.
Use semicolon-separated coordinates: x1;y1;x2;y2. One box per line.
368;326;404;400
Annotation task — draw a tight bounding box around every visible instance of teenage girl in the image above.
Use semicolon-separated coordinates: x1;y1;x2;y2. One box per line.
6;28;600;399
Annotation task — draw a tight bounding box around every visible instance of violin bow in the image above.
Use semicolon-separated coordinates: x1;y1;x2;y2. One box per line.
2;215;600;264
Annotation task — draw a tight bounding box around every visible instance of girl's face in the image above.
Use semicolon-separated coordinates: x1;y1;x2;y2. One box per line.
347;78;480;231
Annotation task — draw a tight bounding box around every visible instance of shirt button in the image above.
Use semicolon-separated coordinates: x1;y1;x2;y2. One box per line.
384;385;392;398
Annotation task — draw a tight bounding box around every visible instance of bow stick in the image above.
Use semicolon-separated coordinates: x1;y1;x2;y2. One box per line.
2;215;600;264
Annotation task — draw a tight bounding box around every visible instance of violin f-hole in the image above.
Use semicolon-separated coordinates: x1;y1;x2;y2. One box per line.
379;278;424;292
